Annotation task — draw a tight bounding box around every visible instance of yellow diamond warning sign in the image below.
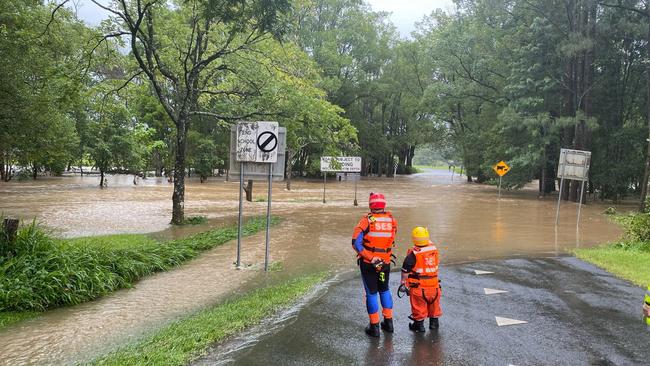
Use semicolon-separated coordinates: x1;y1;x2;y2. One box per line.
493;161;510;177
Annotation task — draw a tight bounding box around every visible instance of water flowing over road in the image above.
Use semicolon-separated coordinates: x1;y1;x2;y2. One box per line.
0;170;623;364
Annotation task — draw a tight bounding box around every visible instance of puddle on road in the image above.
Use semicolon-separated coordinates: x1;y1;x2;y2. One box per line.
0;170;624;364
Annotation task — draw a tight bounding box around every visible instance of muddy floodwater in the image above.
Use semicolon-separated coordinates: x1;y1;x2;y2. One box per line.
0;170;623;365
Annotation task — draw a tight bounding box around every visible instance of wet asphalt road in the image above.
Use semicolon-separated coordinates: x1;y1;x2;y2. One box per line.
197;257;649;365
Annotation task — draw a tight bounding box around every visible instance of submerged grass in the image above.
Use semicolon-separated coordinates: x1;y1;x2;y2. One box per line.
91;272;326;366
0;311;38;329
0;216;279;313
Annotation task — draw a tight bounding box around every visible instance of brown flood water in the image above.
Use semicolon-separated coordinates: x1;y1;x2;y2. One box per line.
0;169;624;365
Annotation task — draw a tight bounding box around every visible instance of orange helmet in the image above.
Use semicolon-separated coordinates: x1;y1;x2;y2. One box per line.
369;192;386;210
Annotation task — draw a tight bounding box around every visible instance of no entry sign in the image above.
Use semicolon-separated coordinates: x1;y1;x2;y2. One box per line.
236;121;279;163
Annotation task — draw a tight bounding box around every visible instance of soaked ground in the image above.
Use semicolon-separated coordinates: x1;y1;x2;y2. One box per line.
211;258;649;365
0;169;625;364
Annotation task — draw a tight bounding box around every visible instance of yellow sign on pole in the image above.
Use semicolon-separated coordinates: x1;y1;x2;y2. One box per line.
493;161;510;177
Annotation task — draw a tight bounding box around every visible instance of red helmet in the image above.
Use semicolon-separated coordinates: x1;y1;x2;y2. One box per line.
369;192;386;210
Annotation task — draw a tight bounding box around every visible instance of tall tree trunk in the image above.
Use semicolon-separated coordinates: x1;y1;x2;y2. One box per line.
100;170;105;188
286;148;294;191
32;163;37;180
171;119;187;225
640;19;650;212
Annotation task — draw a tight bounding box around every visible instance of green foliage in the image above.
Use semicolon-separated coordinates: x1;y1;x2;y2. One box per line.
614;213;650;243
0;217;278;312
91;272;325;366
0;311;37;330
180;216;208;226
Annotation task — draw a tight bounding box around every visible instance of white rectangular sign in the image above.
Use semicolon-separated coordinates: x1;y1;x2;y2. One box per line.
229;125;286;181
320;156;362;172
236;121;279;163
557;148;591;181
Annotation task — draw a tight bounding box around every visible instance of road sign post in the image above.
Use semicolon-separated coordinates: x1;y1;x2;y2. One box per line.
320;157;362;205
555;148;591;227
492;161;510;199
231;122;284;272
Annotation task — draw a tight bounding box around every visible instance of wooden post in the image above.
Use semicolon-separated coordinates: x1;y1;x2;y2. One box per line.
2;218;19;257
244;180;253;202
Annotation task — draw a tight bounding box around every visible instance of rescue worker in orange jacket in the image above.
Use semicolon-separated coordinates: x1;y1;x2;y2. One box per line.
401;227;442;332
352;192;397;337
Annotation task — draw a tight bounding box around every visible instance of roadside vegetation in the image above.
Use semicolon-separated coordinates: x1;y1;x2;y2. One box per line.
91;272;326;366
0;217;278;317
575;211;650;287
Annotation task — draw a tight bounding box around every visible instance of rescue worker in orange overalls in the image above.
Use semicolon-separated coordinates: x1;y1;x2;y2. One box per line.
352;192;397;337
401;227;442;332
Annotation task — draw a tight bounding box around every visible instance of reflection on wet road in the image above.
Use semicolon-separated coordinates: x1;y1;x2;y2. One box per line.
0;170;625;364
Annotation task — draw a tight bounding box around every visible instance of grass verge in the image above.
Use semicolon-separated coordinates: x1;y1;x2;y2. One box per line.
574;246;650;287
0;216;280;313
574;211;650;287
90;272;327;366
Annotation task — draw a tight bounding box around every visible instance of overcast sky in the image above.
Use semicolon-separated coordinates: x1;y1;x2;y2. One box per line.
73;0;455;37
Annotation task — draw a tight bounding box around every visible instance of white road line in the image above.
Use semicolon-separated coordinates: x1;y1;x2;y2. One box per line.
484;288;508;295
474;269;494;275
495;316;527;326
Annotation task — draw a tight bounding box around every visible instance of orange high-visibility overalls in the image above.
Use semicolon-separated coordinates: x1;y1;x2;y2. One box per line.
405;244;442;321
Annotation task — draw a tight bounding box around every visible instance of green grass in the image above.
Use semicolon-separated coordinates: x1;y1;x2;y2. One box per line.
179;216;208;225
91;272;326;366
574;211;650;287
414;164;463;174
574;245;650;287
0;216;279;313
0;311;38;329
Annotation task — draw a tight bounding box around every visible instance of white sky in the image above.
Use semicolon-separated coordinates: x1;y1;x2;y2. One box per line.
366;0;455;37
72;0;455;36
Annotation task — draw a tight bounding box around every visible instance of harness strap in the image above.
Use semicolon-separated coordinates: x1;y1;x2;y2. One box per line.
363;244;392;253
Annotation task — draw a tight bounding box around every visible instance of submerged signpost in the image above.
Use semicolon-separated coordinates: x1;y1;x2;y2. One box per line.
230;122;286;271
492;160;510;198
320;156;362;205
555;148;591;227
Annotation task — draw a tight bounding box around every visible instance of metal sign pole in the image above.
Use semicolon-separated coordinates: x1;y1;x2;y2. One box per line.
265;163;272;272
322;172;327;203
237;162;244;268
354;177;358;206
498;176;502;198
555;150;567;226
576;155;588;228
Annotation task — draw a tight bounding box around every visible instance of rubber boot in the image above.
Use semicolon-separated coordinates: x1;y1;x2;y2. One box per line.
365;323;380;337
381;318;394;333
409;320;425;333
429;317;439;330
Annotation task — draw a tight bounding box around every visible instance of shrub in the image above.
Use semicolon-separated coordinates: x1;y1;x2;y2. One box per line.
0;216;276;311
615;212;650;243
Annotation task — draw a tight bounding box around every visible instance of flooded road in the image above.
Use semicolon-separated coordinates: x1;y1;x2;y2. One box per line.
0;170;624;364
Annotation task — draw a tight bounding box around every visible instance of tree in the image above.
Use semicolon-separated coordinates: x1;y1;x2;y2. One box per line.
91;0;291;223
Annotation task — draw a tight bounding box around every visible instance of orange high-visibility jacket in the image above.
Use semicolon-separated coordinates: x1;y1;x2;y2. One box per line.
352;212;397;263
406;244;440;288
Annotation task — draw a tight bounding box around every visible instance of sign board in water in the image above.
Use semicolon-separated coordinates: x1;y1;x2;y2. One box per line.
320;156;362;172
557;148;591;181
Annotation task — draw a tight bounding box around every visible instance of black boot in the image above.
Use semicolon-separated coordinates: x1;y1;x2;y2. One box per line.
381;318;394;333
365;323;380;337
429;317;439;330
408;320;425;333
